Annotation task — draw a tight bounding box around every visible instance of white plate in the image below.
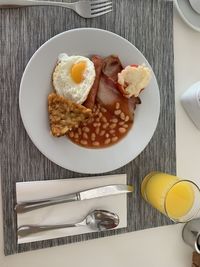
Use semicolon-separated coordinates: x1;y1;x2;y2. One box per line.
19;28;160;174
174;0;200;32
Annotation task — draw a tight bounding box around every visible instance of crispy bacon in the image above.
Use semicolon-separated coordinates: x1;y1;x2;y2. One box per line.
102;55;123;82
85;54;141;120
84;55;103;109
97;74;139;121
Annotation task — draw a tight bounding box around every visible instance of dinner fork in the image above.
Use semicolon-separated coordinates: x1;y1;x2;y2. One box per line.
0;0;113;18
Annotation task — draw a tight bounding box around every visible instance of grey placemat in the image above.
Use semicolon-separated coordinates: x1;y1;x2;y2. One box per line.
0;0;176;255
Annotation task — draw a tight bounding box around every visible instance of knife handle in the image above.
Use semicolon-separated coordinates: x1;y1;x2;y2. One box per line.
15;193;80;213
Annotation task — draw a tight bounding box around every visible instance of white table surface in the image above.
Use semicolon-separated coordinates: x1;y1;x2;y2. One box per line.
1;6;200;267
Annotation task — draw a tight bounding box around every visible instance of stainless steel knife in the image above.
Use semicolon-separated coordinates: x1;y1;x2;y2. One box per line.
15;184;133;213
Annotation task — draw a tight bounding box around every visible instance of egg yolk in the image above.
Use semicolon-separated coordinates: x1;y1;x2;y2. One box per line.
71;61;86;84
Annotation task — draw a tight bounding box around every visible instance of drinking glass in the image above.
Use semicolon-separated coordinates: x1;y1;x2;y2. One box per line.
141;172;200;222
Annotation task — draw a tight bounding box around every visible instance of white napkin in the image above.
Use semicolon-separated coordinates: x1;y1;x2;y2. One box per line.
16;174;127;244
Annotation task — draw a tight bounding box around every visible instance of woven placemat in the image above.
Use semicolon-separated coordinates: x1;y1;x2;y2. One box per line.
0;0;175;255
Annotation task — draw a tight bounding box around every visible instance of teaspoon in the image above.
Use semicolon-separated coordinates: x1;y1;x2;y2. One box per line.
17;209;119;237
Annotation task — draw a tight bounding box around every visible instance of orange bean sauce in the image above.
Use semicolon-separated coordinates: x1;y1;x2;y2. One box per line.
66;103;133;148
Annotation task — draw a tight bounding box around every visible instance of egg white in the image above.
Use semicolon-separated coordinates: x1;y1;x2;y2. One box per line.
53;54;95;104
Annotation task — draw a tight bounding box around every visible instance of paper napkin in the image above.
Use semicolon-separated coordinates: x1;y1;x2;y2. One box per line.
16;174;127;244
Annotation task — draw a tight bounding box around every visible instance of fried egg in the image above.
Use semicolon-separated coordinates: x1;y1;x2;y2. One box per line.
53;54;95;104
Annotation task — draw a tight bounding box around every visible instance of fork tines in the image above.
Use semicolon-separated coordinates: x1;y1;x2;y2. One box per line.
90;0;112;17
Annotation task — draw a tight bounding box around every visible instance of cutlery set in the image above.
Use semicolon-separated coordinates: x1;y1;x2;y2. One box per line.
16;184;133;237
0;0;113;18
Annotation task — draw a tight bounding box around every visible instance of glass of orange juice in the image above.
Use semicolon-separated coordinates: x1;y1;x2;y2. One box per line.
141;172;200;222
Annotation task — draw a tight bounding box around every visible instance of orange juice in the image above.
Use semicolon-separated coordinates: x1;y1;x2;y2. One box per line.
141;172;195;220
165;181;194;219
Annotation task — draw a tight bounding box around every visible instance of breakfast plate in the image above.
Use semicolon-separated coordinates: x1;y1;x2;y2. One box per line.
19;28;160;174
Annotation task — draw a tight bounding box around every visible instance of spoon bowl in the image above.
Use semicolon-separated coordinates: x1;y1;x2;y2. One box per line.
86;210;120;231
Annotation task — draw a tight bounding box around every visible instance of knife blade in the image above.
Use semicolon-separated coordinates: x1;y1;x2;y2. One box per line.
15;184;133;213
